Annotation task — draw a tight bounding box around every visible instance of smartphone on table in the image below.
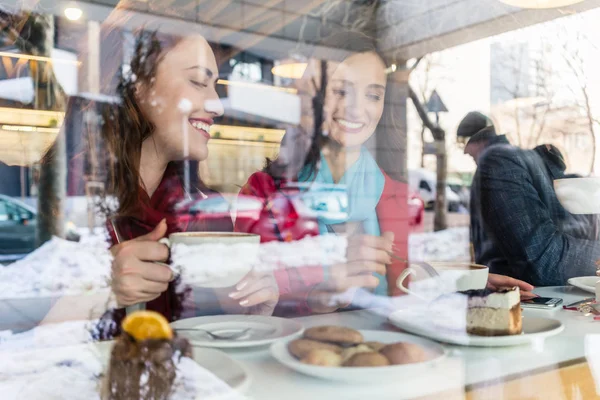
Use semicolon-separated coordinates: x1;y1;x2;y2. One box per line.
521;297;563;309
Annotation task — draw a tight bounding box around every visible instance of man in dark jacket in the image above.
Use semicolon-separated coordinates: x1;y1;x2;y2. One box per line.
458;111;600;286
457;112;510;271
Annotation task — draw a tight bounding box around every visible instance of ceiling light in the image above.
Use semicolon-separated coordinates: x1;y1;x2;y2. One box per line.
217;79;297;94
0;51;81;66
64;7;83;21
497;0;584;8
271;61;308;80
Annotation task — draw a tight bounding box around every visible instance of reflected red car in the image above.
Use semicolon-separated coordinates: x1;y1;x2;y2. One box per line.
408;190;425;230
177;187;424;238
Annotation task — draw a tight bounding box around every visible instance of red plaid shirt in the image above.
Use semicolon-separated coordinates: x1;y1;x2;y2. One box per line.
236;170;409;316
107;163;232;323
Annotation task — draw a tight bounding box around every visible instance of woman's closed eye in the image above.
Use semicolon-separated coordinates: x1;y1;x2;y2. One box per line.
367;93;382;102
189;79;208;89
333;88;347;97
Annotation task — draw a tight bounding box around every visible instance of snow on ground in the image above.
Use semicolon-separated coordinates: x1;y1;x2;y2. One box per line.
409;227;471;263
0;226;470;300
0;235;112;299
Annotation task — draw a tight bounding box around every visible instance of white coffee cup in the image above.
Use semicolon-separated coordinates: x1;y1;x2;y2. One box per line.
554;177;600;214
159;232;260;288
397;262;489;299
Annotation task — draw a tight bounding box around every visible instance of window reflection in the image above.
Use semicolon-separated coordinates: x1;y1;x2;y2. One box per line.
1;1;600;399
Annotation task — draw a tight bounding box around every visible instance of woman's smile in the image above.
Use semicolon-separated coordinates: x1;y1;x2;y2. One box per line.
333;117;366;134
188;117;213;140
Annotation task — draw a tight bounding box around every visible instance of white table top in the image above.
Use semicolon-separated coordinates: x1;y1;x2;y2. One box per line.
223;286;600;400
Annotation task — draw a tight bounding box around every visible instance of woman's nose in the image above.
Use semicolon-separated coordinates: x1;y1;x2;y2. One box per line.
205;90;224;117
345;95;362;119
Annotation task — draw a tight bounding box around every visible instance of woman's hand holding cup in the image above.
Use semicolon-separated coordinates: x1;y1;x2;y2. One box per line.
110;219;173;307
227;270;280;315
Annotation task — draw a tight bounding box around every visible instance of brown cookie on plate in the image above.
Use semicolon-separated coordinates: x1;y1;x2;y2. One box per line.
288;339;343;359
301;349;343;367
304;326;364;345
343;352;390;367
340;344;373;363
364;341;386;352
380;342;436;365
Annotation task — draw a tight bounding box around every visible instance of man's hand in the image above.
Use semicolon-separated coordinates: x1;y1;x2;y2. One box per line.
487;273;536;300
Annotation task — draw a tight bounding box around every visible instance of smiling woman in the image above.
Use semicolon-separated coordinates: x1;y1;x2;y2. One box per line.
41;28;282;333
237;31;410;315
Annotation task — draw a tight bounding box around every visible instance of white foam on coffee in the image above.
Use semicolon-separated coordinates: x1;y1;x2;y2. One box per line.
168;235;348;286
169;242;259;286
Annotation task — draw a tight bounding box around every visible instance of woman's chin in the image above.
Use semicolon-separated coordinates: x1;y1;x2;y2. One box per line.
329;130;371;149
180;149;208;162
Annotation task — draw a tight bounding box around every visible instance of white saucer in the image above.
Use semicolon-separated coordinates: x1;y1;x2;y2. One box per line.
567;276;599;294
94;341;250;391
171;315;303;348
270;330;446;383
389;310;563;347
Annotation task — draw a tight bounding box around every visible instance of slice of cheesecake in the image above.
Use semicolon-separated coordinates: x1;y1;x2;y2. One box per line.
461;287;522;336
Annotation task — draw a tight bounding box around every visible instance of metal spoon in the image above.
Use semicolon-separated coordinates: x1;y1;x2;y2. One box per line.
175;328;251;340
388;249;440;278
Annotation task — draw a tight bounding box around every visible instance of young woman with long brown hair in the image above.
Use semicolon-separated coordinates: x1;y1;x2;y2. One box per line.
101;30;278;323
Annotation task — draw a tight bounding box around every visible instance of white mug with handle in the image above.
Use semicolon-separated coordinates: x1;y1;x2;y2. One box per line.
397;261;489;301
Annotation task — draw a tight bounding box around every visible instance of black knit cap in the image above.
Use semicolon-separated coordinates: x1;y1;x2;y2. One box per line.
457;111;496;142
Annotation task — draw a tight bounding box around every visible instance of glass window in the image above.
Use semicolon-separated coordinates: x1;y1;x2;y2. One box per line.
1;3;600;398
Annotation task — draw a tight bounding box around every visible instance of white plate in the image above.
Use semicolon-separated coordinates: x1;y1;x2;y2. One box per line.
171;315;303;348
389;310;564;347
568;276;599;294
94;341;250;391
270;330;446;383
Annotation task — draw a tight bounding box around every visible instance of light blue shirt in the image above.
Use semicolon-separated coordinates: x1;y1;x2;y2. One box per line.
299;147;387;295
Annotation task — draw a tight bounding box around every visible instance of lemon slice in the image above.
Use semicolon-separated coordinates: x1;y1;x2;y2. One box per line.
122;310;173;341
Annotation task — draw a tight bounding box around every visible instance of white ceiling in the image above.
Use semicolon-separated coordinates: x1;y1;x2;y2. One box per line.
4;0;600;61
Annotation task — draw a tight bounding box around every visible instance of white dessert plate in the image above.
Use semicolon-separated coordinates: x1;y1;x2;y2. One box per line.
388;310;564;347
567;276;599;294
94;341;251;391
171;315;303;348
270;330;446;383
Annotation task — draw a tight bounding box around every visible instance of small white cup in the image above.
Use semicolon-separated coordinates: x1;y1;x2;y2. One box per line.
554;177;600;215
397;262;489;300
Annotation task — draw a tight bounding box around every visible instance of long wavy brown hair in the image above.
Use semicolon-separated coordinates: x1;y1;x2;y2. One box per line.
102;30;186;217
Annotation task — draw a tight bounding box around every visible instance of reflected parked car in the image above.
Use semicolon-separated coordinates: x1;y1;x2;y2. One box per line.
447;178;470;209
0;195;36;259
0;195;80;262
408;169;461;212
408;190;425;228
174;194;264;226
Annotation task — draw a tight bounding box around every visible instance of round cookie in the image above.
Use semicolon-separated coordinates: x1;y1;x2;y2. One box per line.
380;342;435;365
300;349;342;367
343;352;390;367
364;341;386;352
340;344;373;363
288;339;343;359
304;326;364;345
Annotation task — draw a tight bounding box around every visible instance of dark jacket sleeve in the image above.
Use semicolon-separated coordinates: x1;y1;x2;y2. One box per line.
478;146;600;286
